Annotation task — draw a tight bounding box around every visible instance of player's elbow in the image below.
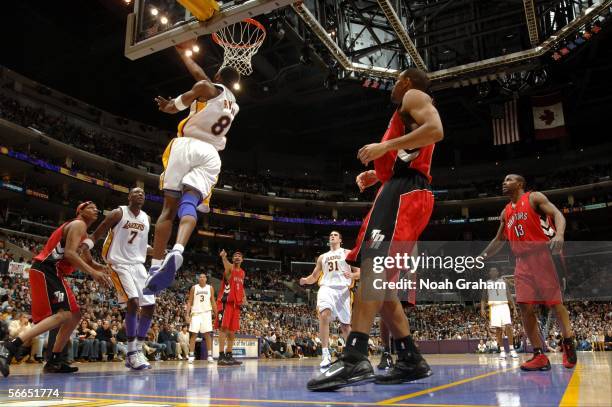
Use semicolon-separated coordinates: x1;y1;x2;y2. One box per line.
430;125;444;143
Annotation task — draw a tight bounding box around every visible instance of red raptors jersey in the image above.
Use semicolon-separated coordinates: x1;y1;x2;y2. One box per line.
217;267;245;305
374;110;434;183
504;192;556;255
33;220;86;276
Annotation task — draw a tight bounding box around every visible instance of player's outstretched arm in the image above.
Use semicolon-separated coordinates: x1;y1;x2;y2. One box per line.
530;191;566;253
176;43;211;82
220;249;233;281
91;208;122;243
155;80;220;114
480;208;507;260
64;221;111;287
299;255;323;286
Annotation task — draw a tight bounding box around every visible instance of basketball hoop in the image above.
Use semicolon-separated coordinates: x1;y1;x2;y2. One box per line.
212;18;266;76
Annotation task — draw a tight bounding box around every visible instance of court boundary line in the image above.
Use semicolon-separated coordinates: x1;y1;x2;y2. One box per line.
376;367;520;405
559;363;581;407
44;391;497;407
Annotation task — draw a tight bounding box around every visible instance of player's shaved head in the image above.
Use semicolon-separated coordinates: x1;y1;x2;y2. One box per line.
215;66;240;90
402;68;430;92
507;174;526;188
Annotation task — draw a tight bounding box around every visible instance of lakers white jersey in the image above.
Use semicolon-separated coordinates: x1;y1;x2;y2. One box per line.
179;83;239;151
102;206;149;265
487;278;508;304
319;248;352;288
191;284;212;313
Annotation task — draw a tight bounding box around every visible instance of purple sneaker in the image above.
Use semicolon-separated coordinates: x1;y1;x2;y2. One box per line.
143;251;183;294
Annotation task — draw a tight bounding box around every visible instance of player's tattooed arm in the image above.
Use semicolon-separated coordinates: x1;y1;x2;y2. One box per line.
530;191;566;253
480;208;508;260
299;255;323;286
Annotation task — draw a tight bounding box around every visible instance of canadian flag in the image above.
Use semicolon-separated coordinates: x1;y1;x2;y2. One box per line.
532;93;567;140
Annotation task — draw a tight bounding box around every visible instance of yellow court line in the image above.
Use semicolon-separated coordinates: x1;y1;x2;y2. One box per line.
559;364;581;407
53;391;495;407
377;367;520;405
69;397;261;407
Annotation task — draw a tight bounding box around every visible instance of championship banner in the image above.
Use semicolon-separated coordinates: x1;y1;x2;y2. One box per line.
212;335;259;358
532;93;567;140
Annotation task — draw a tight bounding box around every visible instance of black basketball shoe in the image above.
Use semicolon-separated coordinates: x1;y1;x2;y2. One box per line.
377;351;394;370
0;341;16;377
226;352;242;366
375;350;432;384
307;352;376;391
217;352;230;366
43;360;79;374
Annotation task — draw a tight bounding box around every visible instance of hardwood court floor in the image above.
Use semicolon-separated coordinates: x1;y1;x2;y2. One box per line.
0;352;609;406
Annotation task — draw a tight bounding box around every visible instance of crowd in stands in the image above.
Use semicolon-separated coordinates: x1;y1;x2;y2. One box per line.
0;94;162;168
2;92;612;204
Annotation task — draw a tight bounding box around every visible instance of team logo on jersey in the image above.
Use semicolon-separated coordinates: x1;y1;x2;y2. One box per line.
369;230;385;250
122;220;145;231
540;217;556;238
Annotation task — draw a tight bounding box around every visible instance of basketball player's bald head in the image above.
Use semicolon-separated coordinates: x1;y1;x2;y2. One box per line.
391;68;430;103
128;187;145;207
502;174;526;196
215;66;241;90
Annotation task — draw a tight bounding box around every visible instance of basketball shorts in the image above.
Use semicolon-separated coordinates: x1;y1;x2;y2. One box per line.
29;261;79;323
110;263;155;306
489;303;512;328
346;170;434;305
160;137;220;212
514;248;563;305
189;311;213;334
215;302;240;332
317;285;352;325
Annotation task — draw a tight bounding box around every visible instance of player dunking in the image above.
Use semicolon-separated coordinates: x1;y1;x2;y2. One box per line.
481;174;576;371
90;187;154;370
480;267;518;359
145;45;240;294
186;273;217;363
216;250;247;366
0;202;111;377
308;69;443;391
299;231;360;369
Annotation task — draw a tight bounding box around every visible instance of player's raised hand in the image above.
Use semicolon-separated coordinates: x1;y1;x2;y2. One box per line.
154;96;176;114
220;249;227;259
356;170;379;192
358;142;387;165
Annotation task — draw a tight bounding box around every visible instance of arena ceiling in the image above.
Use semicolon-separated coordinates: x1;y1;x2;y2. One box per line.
2;0;611;171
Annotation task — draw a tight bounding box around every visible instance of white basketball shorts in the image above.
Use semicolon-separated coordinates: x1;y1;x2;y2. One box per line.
160;137;220;210
317;285;352;325
489;303;512;328
189;311;213;334
110;263;155;306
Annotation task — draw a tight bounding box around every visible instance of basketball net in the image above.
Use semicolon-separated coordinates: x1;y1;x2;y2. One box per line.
212;19;266;76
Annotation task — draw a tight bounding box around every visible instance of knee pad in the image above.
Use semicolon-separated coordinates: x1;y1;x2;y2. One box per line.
178;193;200;220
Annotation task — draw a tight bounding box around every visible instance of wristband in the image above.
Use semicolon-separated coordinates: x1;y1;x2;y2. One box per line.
174;95;188;111
82;238;94;250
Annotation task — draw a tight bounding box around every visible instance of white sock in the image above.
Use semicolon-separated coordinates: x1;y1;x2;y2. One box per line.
189;352;194;357
136;340;143;352
152;259;162;267
128;340;137;353
172;244;184;254
322;347;329;356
